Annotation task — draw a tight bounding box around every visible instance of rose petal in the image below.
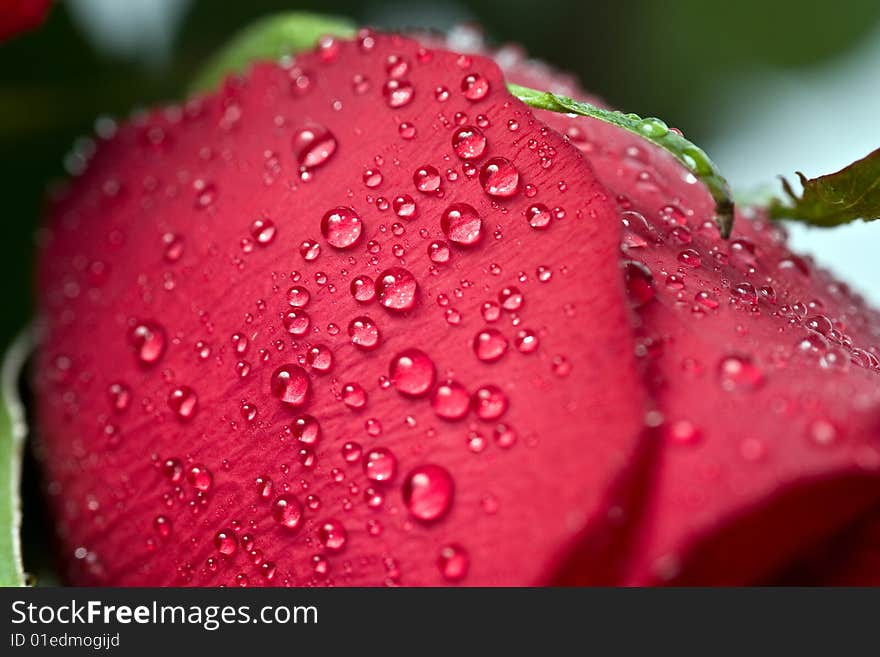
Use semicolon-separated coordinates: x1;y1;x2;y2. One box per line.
34;33;647;585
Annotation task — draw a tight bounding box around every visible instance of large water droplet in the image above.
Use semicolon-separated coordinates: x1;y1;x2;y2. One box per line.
390;349;436;397
437;544;469;582
348;316;381;351
270;364;310;407
472;385;508;420
451;126;487;160
413;165;442;194
382;79;415;108
168;386;198;421
473;328;508;362
321;206;364;249
402;464;454;523
317;519;348;552
479;157;519;197
461;73;490;101
375;267;418;311
128;321;166;366
271;494;304;532
431;380;470;420
293;125;337;169
717;355;764;392
441;203;482;246
363;447;398;483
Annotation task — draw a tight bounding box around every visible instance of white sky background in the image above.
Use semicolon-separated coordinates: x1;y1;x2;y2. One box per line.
706;25;880;304
66;0;880;304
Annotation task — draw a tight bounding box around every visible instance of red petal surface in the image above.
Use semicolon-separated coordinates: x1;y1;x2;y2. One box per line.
34;33;647;585
0;0;50;41
493;41;880;584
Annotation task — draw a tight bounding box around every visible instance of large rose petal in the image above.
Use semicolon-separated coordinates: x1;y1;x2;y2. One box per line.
0;0;50;41
34;33;648;585
502;61;880;583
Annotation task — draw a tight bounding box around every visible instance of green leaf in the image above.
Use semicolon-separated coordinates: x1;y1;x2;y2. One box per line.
769;148;880;227
0;332;30;587
507;84;735;237
189;12;357;94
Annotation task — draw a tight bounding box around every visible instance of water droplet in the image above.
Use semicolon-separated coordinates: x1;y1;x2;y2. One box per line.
317;519;348;552
293;125;337;169
472;385;508;420
428;240;451;264
250;218;276;245
717;355;764;392
479;157;519;197
623;260;655;307
128;321;166;366
441;203;482;246
461;73;490;101
162;233;184;262
498;286;523;311
108;382;131;413
363;447;398;483
514;328;539;354
403;464;454;522
341;382;367;409
390;349;436;397
451;126;487;160
413;165;442;194
362;168;383;188
350;275;376;303
287;285;310;308
382;79;415;108
437;544;469;581
677;249;701;268
214;529;237;556
473;328;508;362
168;386;198;421
187;464;213;492
392;194;417;219
283;309;311;336
807;418;839;447
299;239;321;261
271;494;304;532
270;364;310;407
305;344;334;373
375;267;418;311
431;380;470;420
320;206;364;249
348;316;381;351
525;203;551;230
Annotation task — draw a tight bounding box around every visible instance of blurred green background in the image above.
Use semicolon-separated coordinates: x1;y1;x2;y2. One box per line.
3;0;880;352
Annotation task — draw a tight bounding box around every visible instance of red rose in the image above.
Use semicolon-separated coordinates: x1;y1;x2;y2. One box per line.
33;30;880;586
0;0;50;42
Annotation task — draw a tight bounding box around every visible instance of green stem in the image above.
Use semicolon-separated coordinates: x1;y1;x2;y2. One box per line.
507;83;735;237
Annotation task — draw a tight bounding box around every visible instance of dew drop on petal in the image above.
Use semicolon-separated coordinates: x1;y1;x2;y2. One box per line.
270;364;310;407
292;125;337;169
451;126;487;160
437;544;469;581
271;494;304;532
321;206;364;249
363;447;398;483
441;203;482;246
431;380;470;420
390;348;436;397
375;267;418;311
479;157;519;197
402;464;454;522
348;316;381;351
473;328;508;362
717;355;764;392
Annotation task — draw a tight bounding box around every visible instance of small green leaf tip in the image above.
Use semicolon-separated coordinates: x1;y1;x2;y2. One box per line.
189;12;357;94
769;148;880;227
507;84;735;237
